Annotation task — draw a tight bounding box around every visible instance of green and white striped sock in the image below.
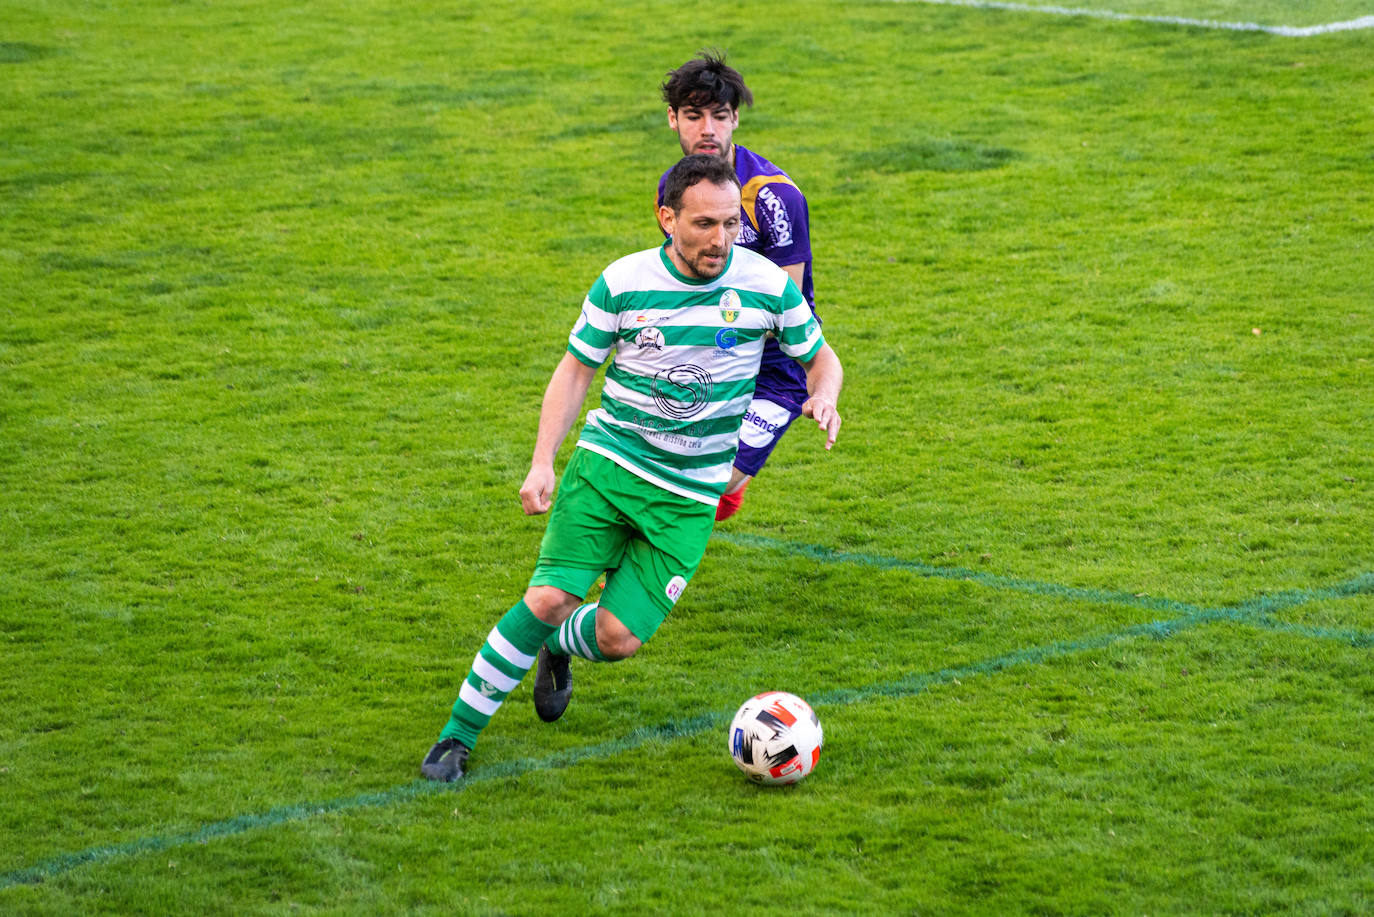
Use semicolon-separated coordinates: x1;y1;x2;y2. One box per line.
440;599;555;748
548;602;609;662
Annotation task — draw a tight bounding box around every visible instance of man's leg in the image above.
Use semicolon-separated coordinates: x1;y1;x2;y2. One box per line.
715;468;752;521
720;396;800;521
547;602;610;662
528;450;713;721
534;502;711;721
533;595;646;720
531;581;647;723
422;586;583;781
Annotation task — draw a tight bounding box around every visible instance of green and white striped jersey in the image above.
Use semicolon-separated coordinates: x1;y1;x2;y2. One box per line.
567;241;824;505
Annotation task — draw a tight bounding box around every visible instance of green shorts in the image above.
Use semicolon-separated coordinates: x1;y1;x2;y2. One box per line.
529;448;716;643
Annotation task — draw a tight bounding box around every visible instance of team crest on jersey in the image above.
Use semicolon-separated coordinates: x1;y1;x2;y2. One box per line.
635;327;665;351
719;289;741;324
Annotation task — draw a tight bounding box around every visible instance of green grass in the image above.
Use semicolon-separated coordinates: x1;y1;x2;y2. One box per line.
895;0;1374;29
3;0;1373;913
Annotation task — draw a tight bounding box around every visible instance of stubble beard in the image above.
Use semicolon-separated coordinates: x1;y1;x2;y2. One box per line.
675;239;727;281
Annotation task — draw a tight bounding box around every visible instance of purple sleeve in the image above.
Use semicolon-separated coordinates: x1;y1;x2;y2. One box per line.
750;179;811;267
655;171;669;237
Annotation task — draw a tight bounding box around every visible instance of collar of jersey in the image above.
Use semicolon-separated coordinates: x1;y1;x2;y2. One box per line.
659;240;733;285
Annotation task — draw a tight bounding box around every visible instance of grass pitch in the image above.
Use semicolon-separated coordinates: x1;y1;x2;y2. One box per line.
2;0;1373;913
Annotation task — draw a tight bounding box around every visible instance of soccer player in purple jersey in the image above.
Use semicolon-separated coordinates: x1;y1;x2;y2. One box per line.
657;51;822;521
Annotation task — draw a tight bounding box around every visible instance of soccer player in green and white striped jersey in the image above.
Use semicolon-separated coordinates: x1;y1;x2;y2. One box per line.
421;154;843;782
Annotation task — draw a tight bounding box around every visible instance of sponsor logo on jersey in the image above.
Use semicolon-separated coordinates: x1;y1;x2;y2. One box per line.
637;415;715;438
650;364;713;419
719;289;741;323
635;327;665;351
758;186;793;247
664;575;687;604
715;327;738;350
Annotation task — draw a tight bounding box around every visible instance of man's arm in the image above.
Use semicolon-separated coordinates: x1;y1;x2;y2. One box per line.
519;352;599;515
800;343;843;451
749;176;811;277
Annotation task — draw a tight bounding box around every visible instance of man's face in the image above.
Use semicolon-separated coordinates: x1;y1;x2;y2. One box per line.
667;103;739;160
658;179;741;280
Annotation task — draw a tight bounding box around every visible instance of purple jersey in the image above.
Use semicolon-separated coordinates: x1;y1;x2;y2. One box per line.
658;145;816;408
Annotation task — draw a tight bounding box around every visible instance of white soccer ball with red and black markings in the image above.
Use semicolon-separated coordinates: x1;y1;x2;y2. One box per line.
728;691;823;785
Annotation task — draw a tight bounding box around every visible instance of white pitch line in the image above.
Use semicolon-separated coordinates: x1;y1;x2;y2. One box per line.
886;0;1374;36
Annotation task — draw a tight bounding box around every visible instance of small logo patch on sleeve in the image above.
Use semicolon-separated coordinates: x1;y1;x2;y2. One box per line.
665;575;687;605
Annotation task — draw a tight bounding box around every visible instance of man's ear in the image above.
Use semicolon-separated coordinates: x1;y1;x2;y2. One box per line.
656;204;675;236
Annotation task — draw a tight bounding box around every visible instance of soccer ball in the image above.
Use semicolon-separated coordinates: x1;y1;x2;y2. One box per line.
727;691;823;785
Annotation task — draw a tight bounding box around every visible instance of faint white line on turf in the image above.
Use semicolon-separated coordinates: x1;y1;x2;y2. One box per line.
884;0;1374;36
5;537;1370;889
6;605;1372;889
712;531;1374;619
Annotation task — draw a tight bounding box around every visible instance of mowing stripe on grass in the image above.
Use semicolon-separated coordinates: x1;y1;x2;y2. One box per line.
713;532;1374;620
1227;572;1374;613
0;718;719;890
886;0;1374;36
1242;618;1374;648
5;547;1372;890
712;531;1213;616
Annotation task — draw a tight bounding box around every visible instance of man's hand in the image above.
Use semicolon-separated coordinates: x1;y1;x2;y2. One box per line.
519;354;600;516
802;395;841;450
520;464;557;515
800;343;843;451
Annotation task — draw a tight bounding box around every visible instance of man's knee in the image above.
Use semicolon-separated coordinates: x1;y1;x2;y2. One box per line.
524;585;582;625
595;608;643;660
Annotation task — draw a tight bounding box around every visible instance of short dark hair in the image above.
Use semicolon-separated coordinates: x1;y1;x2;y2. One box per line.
660;154;740;213
660;49;753;112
